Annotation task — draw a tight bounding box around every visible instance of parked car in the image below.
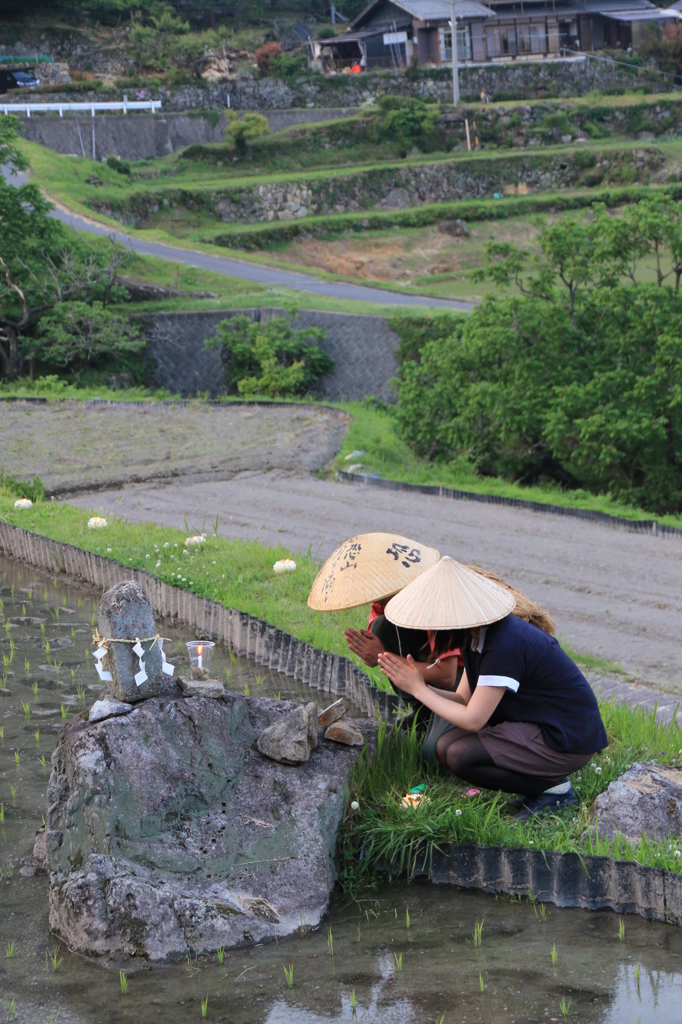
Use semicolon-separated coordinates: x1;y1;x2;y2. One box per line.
0;69;39;94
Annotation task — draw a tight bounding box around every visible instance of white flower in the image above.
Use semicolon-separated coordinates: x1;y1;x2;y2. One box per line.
155;561;161;568
212;560;217;565
675;850;681;858
107;547;112;553
185;535;206;548
182;577;186;582
455;809;462;817
87;517;107;529
529;840;534;844
164;542;170;548
145;554;150;559
14;498;32;509
182;550;189;556
595;767;602;774
273;558;297;574
350;801;359;811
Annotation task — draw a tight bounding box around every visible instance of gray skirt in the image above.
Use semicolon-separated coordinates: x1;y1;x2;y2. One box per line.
421;715;593;781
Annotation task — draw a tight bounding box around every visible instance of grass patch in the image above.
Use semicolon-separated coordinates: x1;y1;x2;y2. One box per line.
340;701;682;887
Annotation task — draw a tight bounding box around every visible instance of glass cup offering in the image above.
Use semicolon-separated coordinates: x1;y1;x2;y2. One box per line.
186;640;215;681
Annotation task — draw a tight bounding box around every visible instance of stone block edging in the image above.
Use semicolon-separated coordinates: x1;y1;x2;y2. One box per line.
0;523;397;720
337;471;682;539
420;844;682;926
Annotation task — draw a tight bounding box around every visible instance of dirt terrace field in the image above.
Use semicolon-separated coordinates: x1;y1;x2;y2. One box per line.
0;400;350;493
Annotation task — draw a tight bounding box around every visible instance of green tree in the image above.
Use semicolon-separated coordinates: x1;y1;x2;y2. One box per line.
225;112;270;157
0;116;130;380
207;312;333;398
32;302;144;371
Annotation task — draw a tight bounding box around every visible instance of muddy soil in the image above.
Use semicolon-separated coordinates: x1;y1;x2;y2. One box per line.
70;468;682;695
0;401;349;493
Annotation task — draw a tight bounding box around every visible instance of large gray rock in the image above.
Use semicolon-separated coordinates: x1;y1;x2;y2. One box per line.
97;581;166;703
593;762;682;842
256;702;318;765
45;692;372;960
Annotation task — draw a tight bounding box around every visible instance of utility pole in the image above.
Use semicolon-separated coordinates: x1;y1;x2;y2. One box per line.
450;0;460;106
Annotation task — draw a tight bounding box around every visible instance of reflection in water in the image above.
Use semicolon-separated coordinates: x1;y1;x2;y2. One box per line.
0;556;681;1024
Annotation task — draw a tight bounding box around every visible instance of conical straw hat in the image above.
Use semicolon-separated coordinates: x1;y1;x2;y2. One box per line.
307;533;440;612
384;556;516;630
468;565;555;636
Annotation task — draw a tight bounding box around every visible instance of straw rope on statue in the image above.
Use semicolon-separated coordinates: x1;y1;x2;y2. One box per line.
91;631;175;687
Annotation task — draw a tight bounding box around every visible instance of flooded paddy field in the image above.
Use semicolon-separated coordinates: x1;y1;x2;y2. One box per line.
0;555;681;1024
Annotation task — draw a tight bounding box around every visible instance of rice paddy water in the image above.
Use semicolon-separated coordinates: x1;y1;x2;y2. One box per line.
0;555;681;1023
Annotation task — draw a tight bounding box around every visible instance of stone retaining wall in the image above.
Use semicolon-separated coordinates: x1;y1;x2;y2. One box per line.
93;147;664;227
15;108;356;161
142;307;402;402
3;58;673;112
0;524;396;721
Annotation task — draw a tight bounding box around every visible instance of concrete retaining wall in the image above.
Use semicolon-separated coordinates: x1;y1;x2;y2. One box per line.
142;307;402;401
16;108;356;161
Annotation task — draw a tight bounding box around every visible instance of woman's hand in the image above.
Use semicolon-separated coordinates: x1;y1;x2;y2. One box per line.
345;628;385;667
377;652;425;697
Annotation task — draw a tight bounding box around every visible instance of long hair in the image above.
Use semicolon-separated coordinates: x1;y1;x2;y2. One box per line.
429;628;471;661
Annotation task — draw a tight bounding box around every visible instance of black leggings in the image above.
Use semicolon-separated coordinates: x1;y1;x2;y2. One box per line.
435;730;566;798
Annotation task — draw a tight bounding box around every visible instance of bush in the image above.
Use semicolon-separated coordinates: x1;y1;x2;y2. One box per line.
255;42;283;74
206;312;334;398
33;302;145;373
106;155;132;176
373;96;441;156
225;112;270;157
0;472;44;502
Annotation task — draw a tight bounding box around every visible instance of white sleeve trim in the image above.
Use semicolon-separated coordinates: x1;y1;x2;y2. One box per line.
478;675;520;692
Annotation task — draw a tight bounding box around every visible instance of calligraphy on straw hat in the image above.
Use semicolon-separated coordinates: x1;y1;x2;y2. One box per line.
307;533;440;612
384;556;516;631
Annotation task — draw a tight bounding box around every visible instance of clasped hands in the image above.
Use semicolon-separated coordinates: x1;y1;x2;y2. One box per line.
344;628;425;696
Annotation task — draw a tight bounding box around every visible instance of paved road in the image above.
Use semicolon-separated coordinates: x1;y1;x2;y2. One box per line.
71;468;682;696
2;163;473;311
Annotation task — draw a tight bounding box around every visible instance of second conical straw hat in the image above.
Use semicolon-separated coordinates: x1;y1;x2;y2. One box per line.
384;556;516;630
307;533;440;612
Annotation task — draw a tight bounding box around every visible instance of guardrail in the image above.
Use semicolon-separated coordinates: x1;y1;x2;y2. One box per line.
0;100;162;117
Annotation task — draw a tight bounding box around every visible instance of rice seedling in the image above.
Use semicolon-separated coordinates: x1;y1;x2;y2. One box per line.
77;598;83;610
91;613;96;627
40;622;45;634
6;860;13;877
435;1017;445;1024
405;907;411;929
224;667;231;682
61;704;67;719
619;918;626;942
25;658;30;674
34;730;40;746
39;754;47;769
283;963;294;989
5;996;15;1018
71;627;76;640
256;675;263;688
393;951;403;971
274;691;281;700
54;660;61;676
327;926;334;957
6;939;15;957
479;972;484;993
70;668;75;681
0;727;3;743
229;650;237;665
10;785;16;805
560;996;571;1016
350;989;357;1016
76;684;86;701
21;701;30;717
244;681;250;697
45;641;50;656
216;946;224;965
119;970;128;994
32;682;38;696
14;751;20;766
201;994;209;1017
0;804;4;825
551;943;558;967
473;920;484;947
46;948;63;973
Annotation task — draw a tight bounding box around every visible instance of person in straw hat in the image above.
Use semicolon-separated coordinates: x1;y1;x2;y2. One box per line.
377;557;608;819
308;534;460;702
